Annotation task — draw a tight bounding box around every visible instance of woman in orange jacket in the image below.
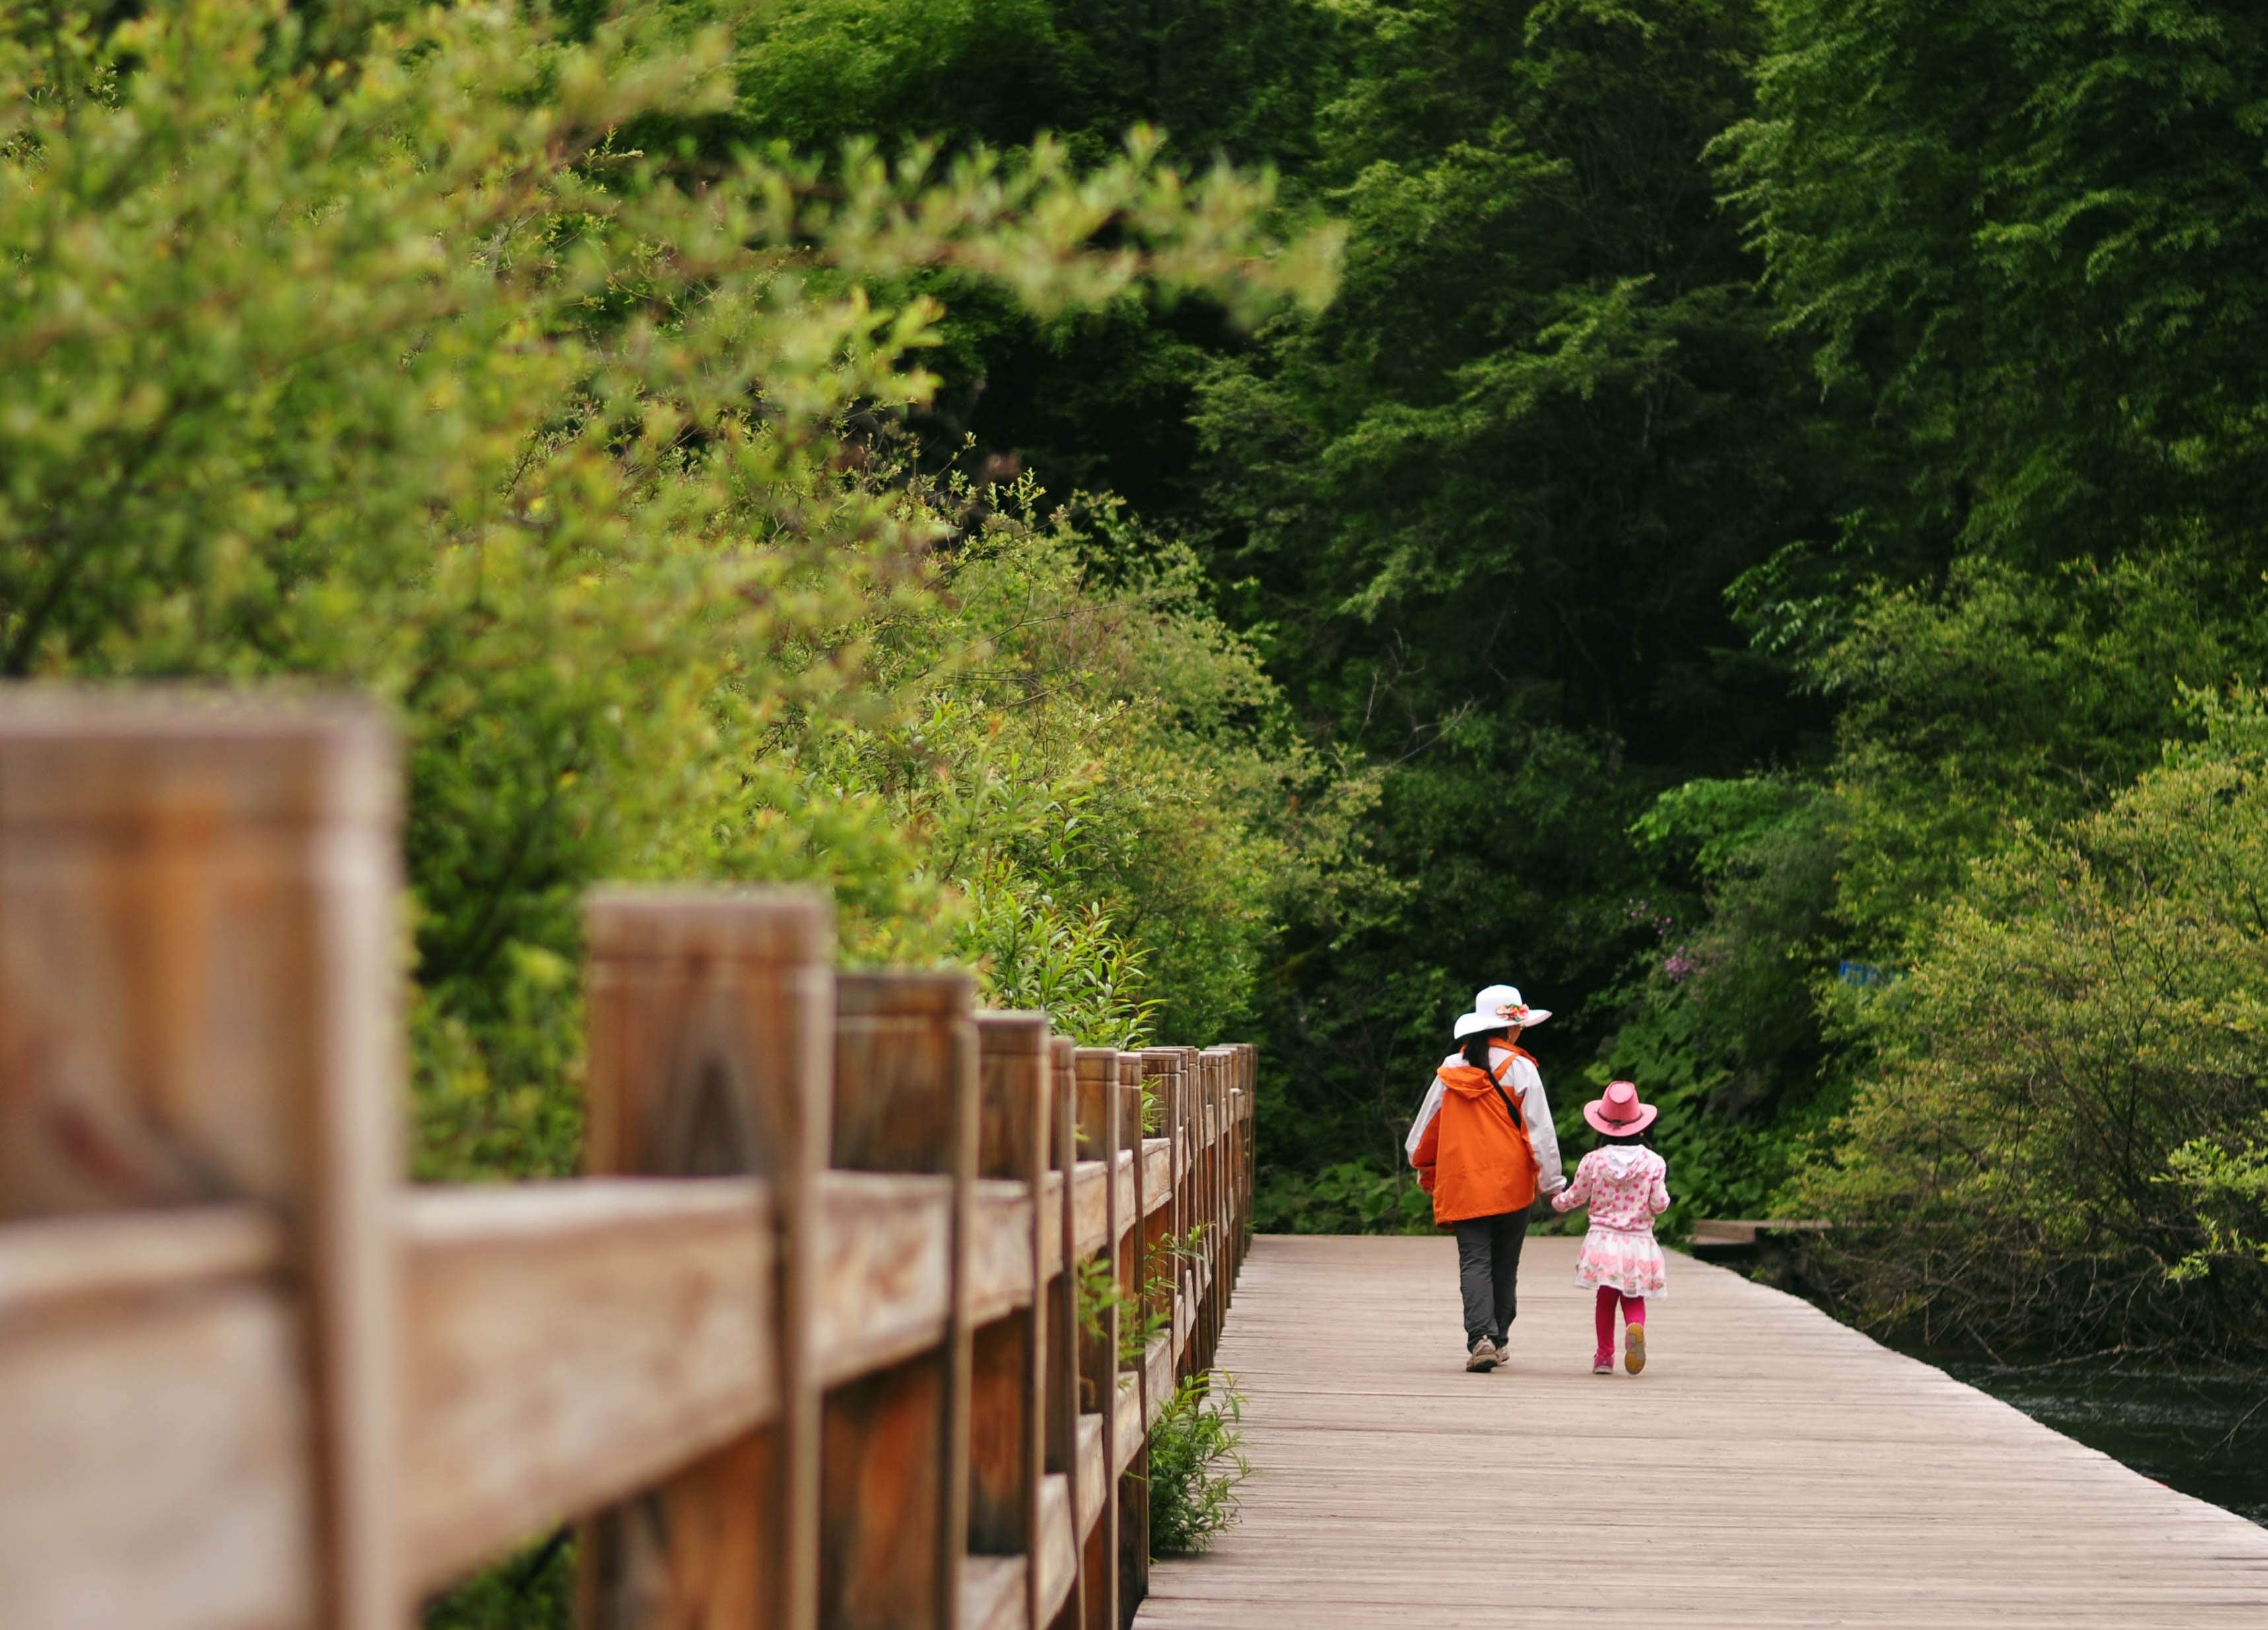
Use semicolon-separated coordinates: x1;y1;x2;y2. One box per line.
1406;984;1566;1371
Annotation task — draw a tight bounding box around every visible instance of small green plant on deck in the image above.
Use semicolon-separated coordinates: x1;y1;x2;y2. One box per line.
1146;1375;1250;1557
423;1528;571;1629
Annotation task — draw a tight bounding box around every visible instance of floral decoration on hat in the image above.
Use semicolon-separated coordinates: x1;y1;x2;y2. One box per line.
1451;983;1554;1038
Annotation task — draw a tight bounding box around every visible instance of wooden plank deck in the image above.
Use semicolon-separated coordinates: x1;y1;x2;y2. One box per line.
1136;1235;2268;1627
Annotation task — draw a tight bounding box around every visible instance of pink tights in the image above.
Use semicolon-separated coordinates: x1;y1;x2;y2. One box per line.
1594;1285;1645;1356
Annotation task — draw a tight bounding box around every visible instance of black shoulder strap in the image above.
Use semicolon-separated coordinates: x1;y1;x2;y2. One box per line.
1485;1052;1523;1126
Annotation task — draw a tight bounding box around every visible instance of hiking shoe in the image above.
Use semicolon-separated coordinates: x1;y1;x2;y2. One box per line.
1591;1355;1613;1375
1466;1339;1499;1373
1624;1324;1647;1375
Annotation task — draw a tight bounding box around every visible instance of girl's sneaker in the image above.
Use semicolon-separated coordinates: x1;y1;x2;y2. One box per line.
1624;1324;1647;1375
1591;1353;1613;1375
1466;1338;1500;1373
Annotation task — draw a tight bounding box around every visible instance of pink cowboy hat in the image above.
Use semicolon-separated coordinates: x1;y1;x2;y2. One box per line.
1583;1079;1658;1138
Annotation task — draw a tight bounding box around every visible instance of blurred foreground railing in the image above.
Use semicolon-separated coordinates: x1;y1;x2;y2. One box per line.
0;693;1254;1630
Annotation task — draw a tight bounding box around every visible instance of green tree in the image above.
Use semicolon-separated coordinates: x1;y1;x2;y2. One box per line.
716;0;1348;520
1720;0;2268;580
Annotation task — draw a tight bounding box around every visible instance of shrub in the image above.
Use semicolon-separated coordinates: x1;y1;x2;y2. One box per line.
1146;1376;1249;1557
422;1531;571;1630
1796;691;2268;1360
1;2;1339;1184
1253;1159;1433;1235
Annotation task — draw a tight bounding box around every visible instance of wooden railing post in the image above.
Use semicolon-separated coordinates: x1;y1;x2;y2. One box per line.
1199;1046;1219;1373
1207;1047;1239;1308
1208;1052;1229;1357
1113;1052;1150;1628
1148;1048;1195;1384
1072;1048;1119;1630
1187;1051;1212;1374
1045;1037;1084;1630
1235;1044;1256;1265
1216;1047;1233;1360
1138;1051;1183;1386
970;1011;1050;1629
1210;1048;1241;1338
0;694;406;1630
1224;1056;1241;1282
580;888;833;1630
825;971;978;1630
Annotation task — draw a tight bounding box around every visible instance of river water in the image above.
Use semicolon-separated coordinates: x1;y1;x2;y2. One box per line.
1913;1353;2268;1526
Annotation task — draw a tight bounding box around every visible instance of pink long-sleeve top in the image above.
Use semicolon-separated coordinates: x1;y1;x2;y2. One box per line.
1550;1145;1670;1233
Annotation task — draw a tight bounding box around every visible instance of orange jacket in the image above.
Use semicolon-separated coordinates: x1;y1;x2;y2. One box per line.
1409;1046;1540;1224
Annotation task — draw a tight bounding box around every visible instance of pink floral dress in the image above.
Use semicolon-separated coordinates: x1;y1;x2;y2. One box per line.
1550;1146;1671;1297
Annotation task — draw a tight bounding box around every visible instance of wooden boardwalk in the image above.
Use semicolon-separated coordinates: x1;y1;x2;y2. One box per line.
1138;1235;2268;1628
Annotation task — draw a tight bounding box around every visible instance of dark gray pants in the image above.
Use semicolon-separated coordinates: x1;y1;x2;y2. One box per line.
1453;1209;1530;1348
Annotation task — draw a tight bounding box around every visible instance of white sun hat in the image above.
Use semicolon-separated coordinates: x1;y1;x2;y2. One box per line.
1451;983;1552;1038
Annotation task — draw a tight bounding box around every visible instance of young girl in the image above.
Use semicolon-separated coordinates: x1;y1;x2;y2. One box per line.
1550;1080;1669;1375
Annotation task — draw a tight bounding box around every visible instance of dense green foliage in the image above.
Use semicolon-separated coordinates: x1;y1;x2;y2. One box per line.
1708;0;2268;1356
3;1;1339;1187
1796;695;2268;1359
726;0;2268;1357
1196;0;1830;1207
15;0;2268;1389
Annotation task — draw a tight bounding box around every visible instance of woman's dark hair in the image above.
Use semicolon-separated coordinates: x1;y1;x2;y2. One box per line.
1460;1028;1511;1071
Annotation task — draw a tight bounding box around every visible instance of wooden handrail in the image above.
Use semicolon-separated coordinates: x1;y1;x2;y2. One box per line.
0;693;1258;1630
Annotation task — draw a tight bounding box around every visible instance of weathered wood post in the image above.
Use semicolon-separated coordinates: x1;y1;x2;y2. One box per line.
1229;1048;1243;1265
1235;1044;1256;1264
0;694;406;1630
1114;1051;1150;1627
1225;1054;1242;1282
1206;1046;1224;1369
1072;1048;1119;1630
1139;1050;1186;1388
1206;1047;1224;1360
825;971;979;1630
1149;1047;1196;1383
1212;1050;1237;1334
969;1011;1050;1628
1190;1050;1208;1369
580;888;833;1630
1209;1051;1229;1353
1045;1037;1085;1630
1217;1046;1242;1294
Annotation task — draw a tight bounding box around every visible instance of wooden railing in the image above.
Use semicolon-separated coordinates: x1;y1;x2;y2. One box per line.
0;694;1256;1630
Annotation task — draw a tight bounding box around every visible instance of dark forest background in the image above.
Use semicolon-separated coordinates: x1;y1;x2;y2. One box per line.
12;0;2268;1371
704;0;2268;1361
